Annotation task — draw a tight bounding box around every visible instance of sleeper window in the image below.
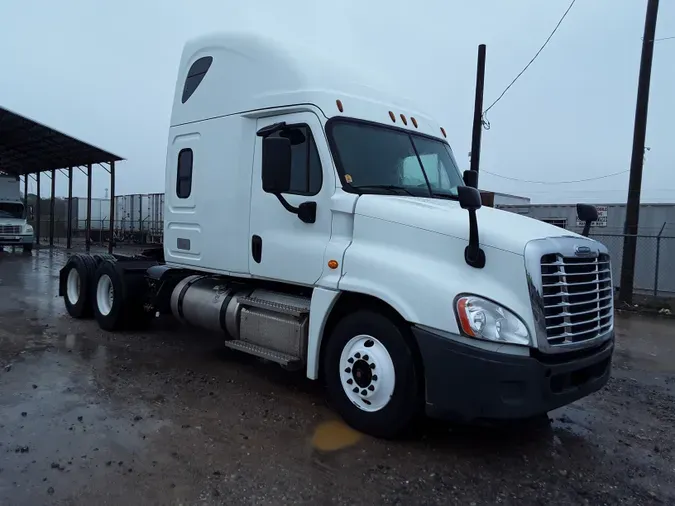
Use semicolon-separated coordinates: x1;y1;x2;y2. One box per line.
176;148;193;199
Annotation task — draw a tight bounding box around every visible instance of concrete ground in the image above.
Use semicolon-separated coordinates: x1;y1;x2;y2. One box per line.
0;249;674;506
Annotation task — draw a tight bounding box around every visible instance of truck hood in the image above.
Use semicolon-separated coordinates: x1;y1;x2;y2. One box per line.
0;218;26;226
354;195;581;255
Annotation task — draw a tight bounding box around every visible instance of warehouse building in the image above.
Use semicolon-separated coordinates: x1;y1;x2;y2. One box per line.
498;202;675;235
499;202;675;298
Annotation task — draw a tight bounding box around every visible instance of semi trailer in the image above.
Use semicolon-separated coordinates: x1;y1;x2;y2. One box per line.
58;32;614;438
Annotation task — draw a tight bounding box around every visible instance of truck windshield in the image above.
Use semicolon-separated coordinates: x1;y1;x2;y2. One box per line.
327;119;464;198
0;203;24;219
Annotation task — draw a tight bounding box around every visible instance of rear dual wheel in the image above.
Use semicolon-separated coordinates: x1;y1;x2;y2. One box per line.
63;254;98;318
93;260;151;331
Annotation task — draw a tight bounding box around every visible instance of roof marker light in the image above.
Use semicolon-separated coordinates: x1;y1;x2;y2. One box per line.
440;127;447;138
400;114;408;126
336;99;344;112
411;117;418;128
389;111;396;122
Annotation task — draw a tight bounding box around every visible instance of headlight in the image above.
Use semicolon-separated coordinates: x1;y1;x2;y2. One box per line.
455;295;530;346
24;224;33;233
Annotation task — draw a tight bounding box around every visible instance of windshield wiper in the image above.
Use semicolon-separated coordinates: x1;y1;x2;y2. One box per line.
352;185;416;196
430;191;459;201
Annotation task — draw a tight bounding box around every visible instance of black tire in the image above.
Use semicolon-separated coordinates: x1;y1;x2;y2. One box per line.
323;310;423;438
62;254;98;318
93;260;152;331
23;244;33;254
92;253;116;266
93;260;127;331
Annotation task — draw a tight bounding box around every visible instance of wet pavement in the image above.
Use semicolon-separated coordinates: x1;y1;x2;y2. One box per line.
1;249;674;505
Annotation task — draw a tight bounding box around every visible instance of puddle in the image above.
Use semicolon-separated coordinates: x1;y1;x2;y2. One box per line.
310;419;362;451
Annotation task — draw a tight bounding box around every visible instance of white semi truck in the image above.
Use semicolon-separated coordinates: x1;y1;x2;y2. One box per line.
58;33;614;438
0;174;34;253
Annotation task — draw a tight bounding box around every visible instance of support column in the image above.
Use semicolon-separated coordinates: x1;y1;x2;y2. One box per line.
36;174;41;247
67;167;73;249
23;175;28;208
49;169;56;247
86;164;92;253
108;161;115;254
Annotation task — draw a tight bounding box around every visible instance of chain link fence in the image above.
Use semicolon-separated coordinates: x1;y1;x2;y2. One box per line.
589;232;674;299
29;219;164;247
23;218;675;300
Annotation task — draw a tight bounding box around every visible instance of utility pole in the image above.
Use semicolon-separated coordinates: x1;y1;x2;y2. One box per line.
469;44;487;181
619;0;659;304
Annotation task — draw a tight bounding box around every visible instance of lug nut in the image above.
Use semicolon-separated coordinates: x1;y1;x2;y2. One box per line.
368;385;374;391
353;387;359;393
345;367;351;373
363;355;369;361
372;375;378;381
348;358;354;364
370;363;376;369
347;379;353;385
355;353;361;359
361;389;368;396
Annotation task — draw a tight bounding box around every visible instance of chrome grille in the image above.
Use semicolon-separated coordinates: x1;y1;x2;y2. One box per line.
540;253;613;345
0;225;21;235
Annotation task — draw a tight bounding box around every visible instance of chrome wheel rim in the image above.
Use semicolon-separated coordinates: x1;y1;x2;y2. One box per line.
339;334;395;412
96;274;114;316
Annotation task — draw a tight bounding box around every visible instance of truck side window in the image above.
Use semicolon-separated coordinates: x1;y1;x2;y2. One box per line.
176;148;193;198
182;56;213;103
270;125;322;196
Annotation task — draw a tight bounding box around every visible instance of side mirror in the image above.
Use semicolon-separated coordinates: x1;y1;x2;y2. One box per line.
457;185;485;268
576;203;598;237
577;203;598;223
28;205;34;221
458;185;482;211
262;136;292;194
463;170;478;189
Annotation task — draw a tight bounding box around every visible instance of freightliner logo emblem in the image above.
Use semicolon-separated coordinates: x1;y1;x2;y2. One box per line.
574;245;594;257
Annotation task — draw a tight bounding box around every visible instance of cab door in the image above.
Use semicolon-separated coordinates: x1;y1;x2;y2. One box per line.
248;112;334;285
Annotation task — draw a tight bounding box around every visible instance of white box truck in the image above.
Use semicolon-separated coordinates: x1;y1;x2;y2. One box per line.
0;174;34;252
58;33;614;437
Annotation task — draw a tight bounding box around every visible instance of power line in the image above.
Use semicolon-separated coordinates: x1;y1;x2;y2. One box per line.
482;168;628;184
482;0;577;129
517;188;675;194
654;35;675;42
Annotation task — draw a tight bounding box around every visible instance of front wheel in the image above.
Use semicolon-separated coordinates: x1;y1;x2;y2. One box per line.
323;310;422;438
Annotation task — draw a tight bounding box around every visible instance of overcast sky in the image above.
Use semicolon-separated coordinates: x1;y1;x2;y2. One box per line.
1;0;673;204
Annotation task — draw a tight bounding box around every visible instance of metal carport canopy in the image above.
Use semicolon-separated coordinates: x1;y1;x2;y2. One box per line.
0;105;124;253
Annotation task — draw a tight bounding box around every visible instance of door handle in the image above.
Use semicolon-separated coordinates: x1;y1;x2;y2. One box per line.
251;235;262;263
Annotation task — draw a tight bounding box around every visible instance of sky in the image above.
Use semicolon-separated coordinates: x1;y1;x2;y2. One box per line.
1;0;673;204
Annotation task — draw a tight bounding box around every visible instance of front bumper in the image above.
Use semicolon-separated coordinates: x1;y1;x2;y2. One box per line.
0;234;33;246
413;326;613;422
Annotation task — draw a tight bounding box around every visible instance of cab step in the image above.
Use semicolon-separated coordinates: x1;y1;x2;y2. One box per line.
224;340;302;368
237;292;310;318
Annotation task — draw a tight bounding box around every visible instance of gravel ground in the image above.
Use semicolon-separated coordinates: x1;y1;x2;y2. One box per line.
0;249;674;505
